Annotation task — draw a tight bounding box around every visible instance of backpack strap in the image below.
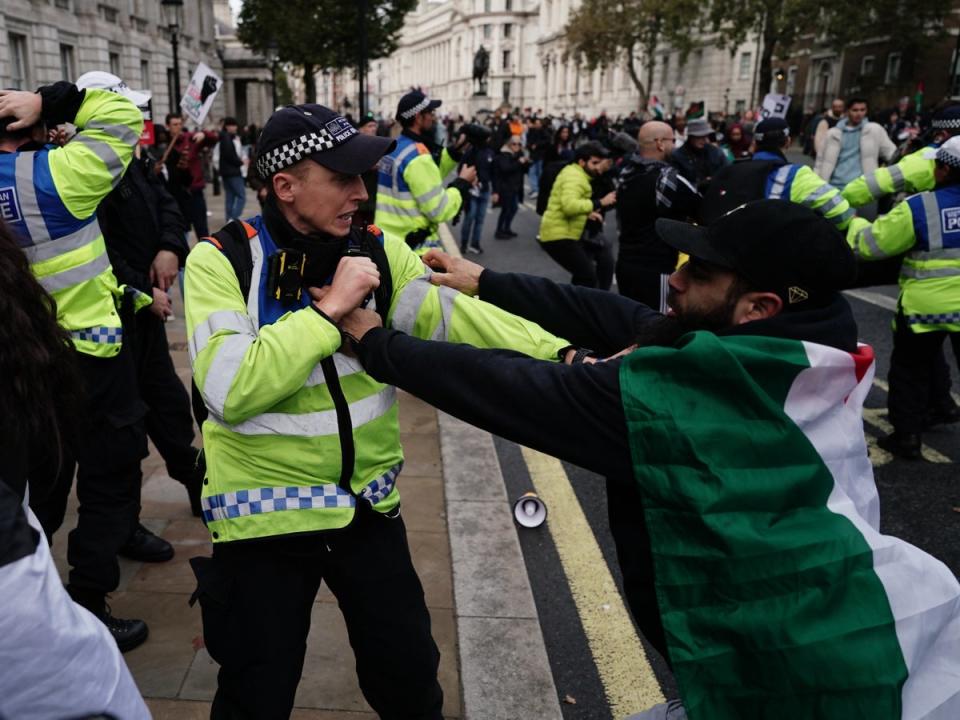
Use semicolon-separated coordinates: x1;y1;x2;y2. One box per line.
349;223;393;326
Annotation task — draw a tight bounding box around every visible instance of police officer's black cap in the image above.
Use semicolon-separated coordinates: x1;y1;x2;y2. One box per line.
932;104;960;130
755;117;789;137
397;91;442;121
656;200;857;309
255;104;395;179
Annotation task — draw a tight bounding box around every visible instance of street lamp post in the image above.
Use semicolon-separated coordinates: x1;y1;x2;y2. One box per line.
161;0;184;114
267;41;280;111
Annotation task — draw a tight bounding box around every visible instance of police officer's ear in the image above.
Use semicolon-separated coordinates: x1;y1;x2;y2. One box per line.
733;291;783;325
272;163;311;203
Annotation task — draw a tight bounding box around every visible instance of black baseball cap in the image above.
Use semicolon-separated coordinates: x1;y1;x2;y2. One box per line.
397;91;442;122
255;104;395;179
754;117;790;144
656;200;857;309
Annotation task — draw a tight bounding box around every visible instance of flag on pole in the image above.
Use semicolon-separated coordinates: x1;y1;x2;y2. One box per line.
621;332;960;720
648;95;665;120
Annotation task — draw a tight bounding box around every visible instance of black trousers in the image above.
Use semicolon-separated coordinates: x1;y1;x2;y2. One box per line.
31;340;147;606
540;238;606;288
132;309;200;481
606;477;670;666
194;504;443;720
888;317;960;433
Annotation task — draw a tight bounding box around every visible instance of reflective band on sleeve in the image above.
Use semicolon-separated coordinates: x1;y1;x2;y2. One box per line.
856;226;888;259
70;325;122;344
201;461;403;523
425;192;451;221
800;184;833;207
22;221;100;263
865;172;883;199
210;386;396;436
14;153;45;243
83;121;141;148
189;310;257;361
922;193;943;250
430;285;457;341
899;265;960;279
391;143;421;190
37;250;110;292
911;247;960;260
71;134;124;180
199;333;256;417
768;165;792;200
391;271;433;334
888;164;905;192
414;184;444;205
305;352;364;387
831;207;855;225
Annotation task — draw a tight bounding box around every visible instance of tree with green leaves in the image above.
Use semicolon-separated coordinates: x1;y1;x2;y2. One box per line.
564;0;701;112
237;0;415;104
704;0;950;105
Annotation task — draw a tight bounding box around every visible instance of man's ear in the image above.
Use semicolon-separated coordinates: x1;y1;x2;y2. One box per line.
272;172;296;203
735;291;783;324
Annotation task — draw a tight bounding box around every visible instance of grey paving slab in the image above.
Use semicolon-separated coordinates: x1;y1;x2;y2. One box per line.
439;412;510;503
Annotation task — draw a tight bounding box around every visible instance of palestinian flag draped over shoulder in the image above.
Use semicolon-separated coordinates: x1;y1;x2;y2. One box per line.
620;331;960;719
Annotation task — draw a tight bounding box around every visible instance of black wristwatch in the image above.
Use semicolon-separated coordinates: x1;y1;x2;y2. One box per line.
571;347;593;364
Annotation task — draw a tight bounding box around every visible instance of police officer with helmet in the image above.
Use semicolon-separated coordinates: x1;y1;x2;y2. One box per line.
375;90;477;254
184;103;571;718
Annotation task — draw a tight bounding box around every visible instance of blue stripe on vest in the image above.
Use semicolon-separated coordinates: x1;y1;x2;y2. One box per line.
33;148;86;238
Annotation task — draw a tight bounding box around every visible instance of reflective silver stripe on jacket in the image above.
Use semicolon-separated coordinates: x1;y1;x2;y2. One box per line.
910;248;960;260
84;120;142;148
210;386;396;436
189;310;258;361
14;153;45;243
201;461;403;523
390;143;421;191
304;353;364;387
376;203;422;218
865;171;884;199
200;334;256;417
799;183;833;208
922;193;943;250
900;265;960;280
855;226;887;259
414;184;444;206
391;270;458;341
70;134;124;182
888;164;906;192
831;207;855;226
37;250;110;292
424;191;451;221
22;221;101;264
768;165;792;200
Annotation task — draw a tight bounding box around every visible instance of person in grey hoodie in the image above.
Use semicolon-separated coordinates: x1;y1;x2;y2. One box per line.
815;97;896;191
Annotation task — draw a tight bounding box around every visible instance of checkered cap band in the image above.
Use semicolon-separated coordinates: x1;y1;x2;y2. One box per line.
933;118;960;130
399;96;433;120
256;127;353;178
937;146;960;168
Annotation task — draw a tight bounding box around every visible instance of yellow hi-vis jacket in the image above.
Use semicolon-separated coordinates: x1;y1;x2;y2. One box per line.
374;131;461;254
4;85;145;356
841;146;937;208
185;219;569;542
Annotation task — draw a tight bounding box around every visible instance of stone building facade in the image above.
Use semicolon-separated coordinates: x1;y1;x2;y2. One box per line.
1;0;227;126
212;0;273;126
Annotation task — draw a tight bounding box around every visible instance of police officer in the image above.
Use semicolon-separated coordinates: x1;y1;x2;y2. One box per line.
842;104;960;208
184;103;570;718
700;117;854;230
0;80;150;650
847;137;960;458
375;90;477;254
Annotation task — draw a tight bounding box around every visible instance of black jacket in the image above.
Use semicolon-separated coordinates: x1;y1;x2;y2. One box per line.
670;142;729;189
98;156;189;294
493;150;528;196
218;131;244;178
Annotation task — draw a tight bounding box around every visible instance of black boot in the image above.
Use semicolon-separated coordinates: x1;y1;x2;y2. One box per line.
878;431;922;460
927;405;960;429
68;586;149;653
119;523;174;562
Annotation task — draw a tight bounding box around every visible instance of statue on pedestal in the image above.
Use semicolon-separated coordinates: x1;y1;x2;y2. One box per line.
473;46;489;96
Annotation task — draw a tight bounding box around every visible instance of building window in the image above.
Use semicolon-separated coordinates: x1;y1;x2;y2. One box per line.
59;44;76;82
738;52;752;81
786;66;798;94
99;4;118;23
109;52;121;77
483;24;491;39
484;0;491;11
503;80;511;101
735;99;746;114
140;59;150;90
8;33;28;90
55;0;71;8
860;55;875;77
502;49;511;70
505;0;513;9
885;52;901;84
504;23;512;38
661;54;670;85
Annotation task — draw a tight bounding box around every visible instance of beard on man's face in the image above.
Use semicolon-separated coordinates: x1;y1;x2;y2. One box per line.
634;289;739;347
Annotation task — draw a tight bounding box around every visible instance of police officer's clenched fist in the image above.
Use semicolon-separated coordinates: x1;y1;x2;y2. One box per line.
309;256;380;321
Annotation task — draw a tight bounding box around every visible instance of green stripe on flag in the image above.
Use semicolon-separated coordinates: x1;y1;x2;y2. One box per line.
620;332;907;719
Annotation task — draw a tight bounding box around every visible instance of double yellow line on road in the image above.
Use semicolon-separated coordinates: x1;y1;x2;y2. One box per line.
520;446;665;716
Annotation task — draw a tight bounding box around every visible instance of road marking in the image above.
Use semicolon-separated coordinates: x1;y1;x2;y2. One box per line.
865;431;893;466
520;446;665;715
844;289;898;311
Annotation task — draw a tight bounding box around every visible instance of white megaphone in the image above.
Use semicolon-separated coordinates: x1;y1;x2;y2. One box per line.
513;492;547;528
